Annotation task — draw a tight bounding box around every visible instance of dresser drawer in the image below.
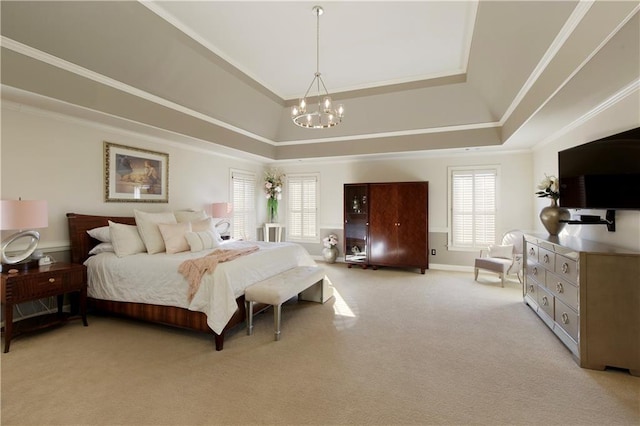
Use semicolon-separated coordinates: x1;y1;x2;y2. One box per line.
554;254;578;285
526;261;545;285
555;298;579;342
536;286;555;319
526;244;539;262
546;272;579;311
538;247;555;272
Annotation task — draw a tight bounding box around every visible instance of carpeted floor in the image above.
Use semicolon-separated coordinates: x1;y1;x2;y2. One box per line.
1;264;638;425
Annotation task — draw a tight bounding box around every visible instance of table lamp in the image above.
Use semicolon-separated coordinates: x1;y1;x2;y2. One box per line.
1;199;48;270
210;202;233;236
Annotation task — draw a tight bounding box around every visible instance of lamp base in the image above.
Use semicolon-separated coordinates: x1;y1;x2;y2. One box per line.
1;258;39;272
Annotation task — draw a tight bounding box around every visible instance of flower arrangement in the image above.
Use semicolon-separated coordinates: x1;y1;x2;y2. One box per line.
535;174;560;201
264;168;285;222
323;233;338;249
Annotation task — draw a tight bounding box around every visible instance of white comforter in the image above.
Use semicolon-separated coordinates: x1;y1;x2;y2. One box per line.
83;240;316;333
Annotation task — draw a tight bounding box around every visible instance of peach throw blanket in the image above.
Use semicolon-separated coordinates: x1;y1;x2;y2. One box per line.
179;246;259;302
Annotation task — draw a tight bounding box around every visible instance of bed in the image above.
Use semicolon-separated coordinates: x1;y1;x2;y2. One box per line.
67;212;316;350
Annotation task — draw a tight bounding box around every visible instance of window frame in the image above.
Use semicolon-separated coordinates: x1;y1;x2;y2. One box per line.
286;172;320;243
447;165;500;251
230;169;257;241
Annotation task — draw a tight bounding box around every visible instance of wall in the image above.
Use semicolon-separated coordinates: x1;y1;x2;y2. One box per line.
530;90;640;251
273;148;533;268
1;103;265;250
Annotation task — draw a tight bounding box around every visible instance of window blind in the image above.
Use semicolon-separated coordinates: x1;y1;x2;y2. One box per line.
450;168;497;248
231;170;256;240
287;174;318;241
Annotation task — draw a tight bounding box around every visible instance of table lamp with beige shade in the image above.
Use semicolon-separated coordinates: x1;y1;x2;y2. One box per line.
1;199;48;271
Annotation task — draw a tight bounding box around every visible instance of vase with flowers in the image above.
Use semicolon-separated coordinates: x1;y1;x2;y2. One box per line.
264;169;285;223
535;174;570;235
322;233;339;263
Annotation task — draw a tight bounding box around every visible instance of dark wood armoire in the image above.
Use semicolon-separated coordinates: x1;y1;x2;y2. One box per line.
344;181;428;274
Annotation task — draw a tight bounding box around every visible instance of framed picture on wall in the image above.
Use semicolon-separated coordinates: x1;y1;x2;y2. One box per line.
104;142;169;203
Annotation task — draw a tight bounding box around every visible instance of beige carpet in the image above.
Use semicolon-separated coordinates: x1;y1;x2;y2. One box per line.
1;264;638;425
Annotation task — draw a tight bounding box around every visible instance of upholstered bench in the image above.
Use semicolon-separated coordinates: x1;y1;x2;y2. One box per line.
245;265;328;341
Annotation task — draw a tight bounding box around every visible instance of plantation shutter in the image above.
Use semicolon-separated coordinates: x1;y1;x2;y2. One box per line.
231;170;256;240
451;168;497;248
287;174;318;241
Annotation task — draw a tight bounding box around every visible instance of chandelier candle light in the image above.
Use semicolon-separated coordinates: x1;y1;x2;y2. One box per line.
291;6;345;129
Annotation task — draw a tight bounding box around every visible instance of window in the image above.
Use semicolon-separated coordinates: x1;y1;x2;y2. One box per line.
448;166;498;249
231;170;256;240
287;173;319;242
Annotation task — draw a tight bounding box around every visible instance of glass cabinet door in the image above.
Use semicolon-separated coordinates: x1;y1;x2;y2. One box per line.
344;184;369;265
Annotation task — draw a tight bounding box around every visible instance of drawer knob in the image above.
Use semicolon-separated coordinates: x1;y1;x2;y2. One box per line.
529;248;535;256
533;267;538;276
556;283;563;293
543;254;550;264
48;278;55;283
562;262;569;274
561;313;569;324
542;296;548;306
528;285;534;293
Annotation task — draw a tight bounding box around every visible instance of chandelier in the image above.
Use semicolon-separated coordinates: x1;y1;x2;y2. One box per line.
291;6;344;129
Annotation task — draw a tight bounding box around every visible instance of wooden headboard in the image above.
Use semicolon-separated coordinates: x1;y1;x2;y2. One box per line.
67;213;136;264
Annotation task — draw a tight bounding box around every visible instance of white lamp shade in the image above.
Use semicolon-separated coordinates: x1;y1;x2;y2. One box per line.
210;203;232;218
0;200;48;230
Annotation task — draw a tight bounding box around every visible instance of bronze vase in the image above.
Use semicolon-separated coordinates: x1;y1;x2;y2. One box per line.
539;199;570;236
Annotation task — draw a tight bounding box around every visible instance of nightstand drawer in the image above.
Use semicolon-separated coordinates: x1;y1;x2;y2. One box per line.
9;271;69;301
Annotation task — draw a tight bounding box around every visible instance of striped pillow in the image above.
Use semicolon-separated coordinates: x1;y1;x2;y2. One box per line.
185;230;221;252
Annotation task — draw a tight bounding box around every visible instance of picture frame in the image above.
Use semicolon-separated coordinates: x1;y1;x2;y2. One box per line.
104;142;169;203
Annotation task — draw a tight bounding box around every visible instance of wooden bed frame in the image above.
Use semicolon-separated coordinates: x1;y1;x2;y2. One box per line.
67;212;254;351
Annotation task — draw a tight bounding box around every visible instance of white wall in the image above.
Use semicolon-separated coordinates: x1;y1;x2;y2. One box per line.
531;90;640;251
1;103;264;248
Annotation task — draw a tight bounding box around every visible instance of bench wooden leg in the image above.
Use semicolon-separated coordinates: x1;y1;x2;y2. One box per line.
246;300;254;335
274;304;282;341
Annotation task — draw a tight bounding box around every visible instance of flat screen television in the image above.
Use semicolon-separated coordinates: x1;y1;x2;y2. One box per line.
558;127;640;210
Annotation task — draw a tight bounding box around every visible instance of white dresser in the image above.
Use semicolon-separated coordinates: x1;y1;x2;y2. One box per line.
523;233;640;376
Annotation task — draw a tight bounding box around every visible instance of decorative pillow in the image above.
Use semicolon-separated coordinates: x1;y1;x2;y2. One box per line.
88;242;115;255
191;217;214;232
108;221;146;257
488;244;514;259
158;222;192;254
87;226;111;243
134;210;177;254
185;230;222;252
174;210;208;223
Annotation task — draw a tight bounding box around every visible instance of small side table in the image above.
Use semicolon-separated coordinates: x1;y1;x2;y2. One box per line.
1;262;88;353
264;223;284;242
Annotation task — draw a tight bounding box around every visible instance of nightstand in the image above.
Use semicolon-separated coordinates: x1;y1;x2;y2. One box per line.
1;262;88;353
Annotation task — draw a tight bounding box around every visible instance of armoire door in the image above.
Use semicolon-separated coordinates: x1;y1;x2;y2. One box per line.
368;183;399;265
395;182;428;267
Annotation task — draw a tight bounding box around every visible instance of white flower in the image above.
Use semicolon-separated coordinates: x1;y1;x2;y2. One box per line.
323;234;338;248
535;174;560;201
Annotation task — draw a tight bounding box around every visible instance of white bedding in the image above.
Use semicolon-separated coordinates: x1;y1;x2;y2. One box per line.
83;240;316;333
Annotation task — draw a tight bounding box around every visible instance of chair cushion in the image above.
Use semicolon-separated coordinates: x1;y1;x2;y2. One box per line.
475;257;512;273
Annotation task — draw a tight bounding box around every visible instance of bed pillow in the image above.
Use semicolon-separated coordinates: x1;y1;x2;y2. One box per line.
109;221;146;257
191;217;224;242
158;222;192;254
185;230;222;252
174;210;208;223
87;226;111;243
134;210;177;254
88;242;115;255
488;244;514;259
